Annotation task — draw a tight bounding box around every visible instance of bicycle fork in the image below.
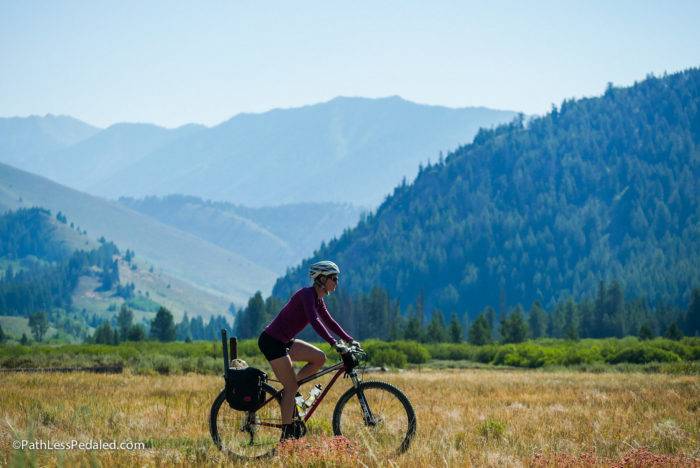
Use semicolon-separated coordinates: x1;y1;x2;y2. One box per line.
350;373;377;426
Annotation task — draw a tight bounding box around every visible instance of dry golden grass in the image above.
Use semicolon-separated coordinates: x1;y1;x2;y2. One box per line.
1;369;698;466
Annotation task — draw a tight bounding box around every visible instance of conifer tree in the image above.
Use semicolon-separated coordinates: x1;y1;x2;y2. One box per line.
94;322;116;344
468;313;492;345
151;307;176;342
665;322;684;340
449;312;462;343
638;323;654;340
117;304;133;342
500;306;529;343
528;301;547;338
426;310;448;343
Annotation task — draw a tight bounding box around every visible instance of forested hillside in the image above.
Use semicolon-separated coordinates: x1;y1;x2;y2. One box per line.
0;162;274;306
0;208;123;338
0;208;238;342
273;69;700;318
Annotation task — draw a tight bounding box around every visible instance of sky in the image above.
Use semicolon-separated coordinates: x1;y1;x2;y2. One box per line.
1;1;699;129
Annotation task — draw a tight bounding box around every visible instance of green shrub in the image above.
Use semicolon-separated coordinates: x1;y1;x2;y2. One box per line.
391;341;430;364
649;339;692;360
562;346;603;365
473;345;499;363
150;354;180;375
607;345;682;364
369;348;407;368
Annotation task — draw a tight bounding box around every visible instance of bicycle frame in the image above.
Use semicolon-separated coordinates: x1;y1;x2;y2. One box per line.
257;358;374;429
257;361;345;428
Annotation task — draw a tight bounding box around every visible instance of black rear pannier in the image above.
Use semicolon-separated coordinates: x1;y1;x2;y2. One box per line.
224;367;267;411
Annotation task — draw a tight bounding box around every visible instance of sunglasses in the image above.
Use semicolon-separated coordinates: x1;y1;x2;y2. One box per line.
328;275;339;283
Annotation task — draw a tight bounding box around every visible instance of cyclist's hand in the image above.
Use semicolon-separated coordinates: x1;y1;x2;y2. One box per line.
334;341;349;354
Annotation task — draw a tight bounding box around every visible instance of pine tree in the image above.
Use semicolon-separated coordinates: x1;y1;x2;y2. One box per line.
639;323;654;340
150;307;176;342
426;310;448;343
468;313;492;345
665;322;684;340
94;322;116;344
20;332;29;345
563;299;580;341
449;312;462;343
176;312;192;341
500;306;529;343
528;301;547;338
117;304;133;342
404;306;423;342
0;323;6;342
484;307;497;341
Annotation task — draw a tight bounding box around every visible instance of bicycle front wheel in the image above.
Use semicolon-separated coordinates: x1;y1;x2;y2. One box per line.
209;383;282;460
332;381;416;456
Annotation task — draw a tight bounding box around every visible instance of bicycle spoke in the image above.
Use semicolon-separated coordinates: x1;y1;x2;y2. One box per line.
334;382;415;456
211;388;283;459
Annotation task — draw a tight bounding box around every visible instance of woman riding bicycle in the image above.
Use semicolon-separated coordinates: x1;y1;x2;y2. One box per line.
258;260;359;440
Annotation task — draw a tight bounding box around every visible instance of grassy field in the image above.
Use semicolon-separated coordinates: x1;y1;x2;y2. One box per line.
1;368;698;466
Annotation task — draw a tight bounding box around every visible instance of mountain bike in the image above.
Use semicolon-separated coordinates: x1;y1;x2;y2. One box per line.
209;330;416;459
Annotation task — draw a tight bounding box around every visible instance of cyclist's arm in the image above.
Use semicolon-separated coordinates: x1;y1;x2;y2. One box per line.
301;290;337;345
317;300;353;343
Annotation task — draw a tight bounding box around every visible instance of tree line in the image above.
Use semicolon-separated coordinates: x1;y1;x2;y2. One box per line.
234;281;700;344
91;304;233;344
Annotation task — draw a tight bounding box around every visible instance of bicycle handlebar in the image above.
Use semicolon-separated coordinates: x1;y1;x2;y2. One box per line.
339;344;367;370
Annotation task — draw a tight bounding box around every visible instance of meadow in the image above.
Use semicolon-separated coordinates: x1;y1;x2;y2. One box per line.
1;367;698;466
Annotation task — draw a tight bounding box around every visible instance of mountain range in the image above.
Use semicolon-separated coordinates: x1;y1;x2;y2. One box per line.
1;97;518;207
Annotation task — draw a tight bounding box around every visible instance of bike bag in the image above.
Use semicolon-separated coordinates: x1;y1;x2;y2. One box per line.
224;366;267;411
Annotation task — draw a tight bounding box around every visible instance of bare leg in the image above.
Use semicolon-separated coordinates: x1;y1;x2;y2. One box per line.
289;339;327;382
269;355;298;425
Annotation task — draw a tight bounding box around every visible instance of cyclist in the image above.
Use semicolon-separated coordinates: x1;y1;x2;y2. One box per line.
258;260;359;440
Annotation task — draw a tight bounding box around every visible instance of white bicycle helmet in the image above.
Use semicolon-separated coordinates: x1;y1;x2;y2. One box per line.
309;260;340;281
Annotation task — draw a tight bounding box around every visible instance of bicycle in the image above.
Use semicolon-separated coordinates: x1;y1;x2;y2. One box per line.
209;330;416;460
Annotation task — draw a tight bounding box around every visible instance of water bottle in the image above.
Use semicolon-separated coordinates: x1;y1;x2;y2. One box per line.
295;393;308;416
305;384;323;407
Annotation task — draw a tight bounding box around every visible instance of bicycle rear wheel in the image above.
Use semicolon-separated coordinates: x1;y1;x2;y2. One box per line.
209;383;282;459
332;381;416;456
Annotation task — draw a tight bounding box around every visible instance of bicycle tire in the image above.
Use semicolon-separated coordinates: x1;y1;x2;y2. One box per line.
209;382;282;460
332;380;416;456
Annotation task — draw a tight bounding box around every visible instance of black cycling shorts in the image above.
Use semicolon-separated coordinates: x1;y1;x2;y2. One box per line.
258;331;295;361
